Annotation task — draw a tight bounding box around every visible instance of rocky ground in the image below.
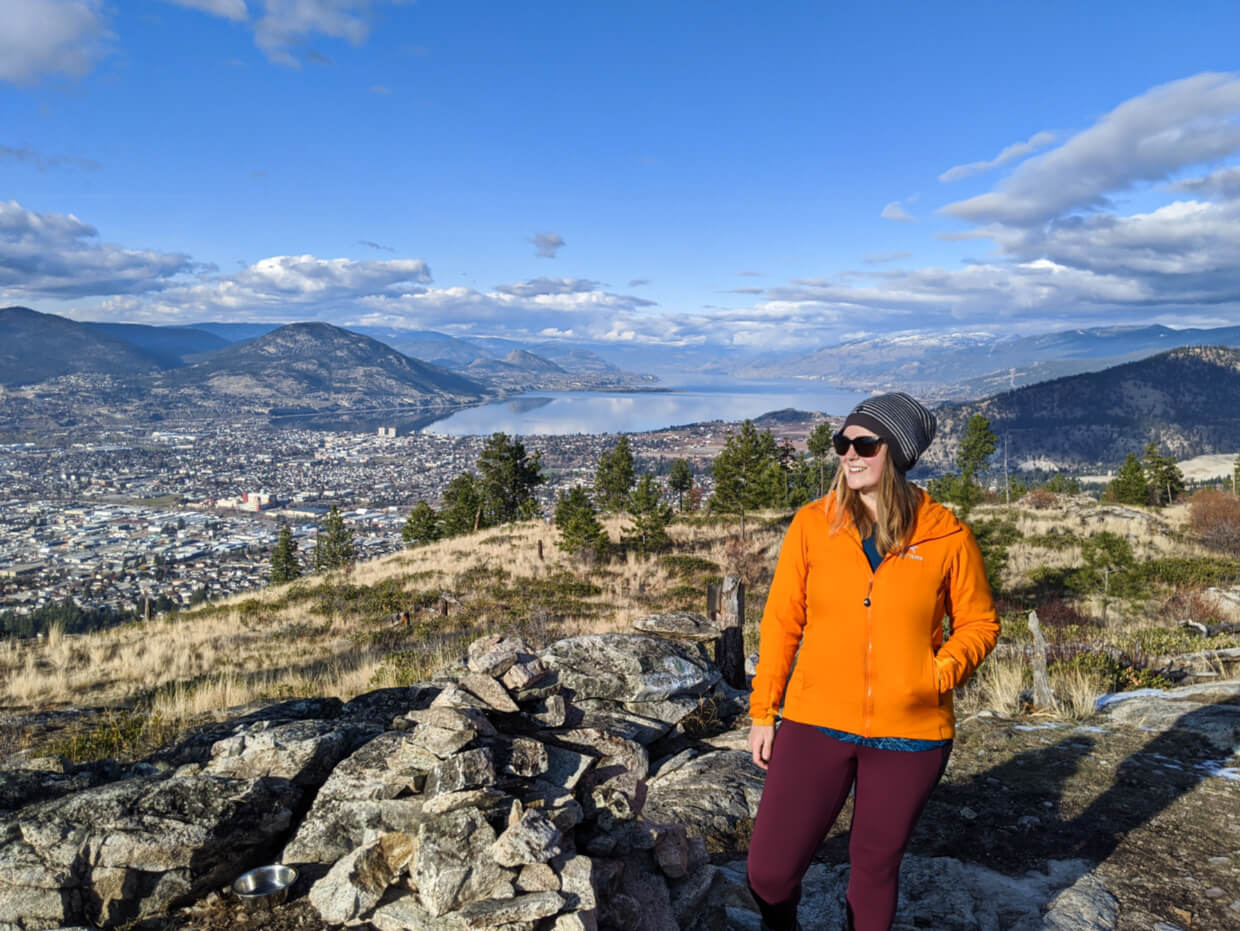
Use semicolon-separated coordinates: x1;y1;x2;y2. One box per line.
2;628;1238;931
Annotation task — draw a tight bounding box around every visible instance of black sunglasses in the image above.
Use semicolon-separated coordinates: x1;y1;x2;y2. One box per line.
832;434;885;457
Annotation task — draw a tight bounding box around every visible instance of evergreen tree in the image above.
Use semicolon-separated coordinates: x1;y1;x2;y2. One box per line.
554;485;609;561
667;458;693;512
1234;451;1240;499
270;524;300;584
958;414;998;485
1141;441;1185;507
440;472;484;536
624;474;673;554
313;505;355;571
1043;473;1081;495
710;420;785;538
594;436;636;511
402;500;441;547
1107;453;1149;505
477;432;545;525
805;421;836;497
931;414;998;518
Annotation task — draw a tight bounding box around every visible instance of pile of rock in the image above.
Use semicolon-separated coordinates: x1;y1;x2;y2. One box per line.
0;618;761;931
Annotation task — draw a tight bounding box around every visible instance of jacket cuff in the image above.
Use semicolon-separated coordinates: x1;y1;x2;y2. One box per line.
750;714;777;726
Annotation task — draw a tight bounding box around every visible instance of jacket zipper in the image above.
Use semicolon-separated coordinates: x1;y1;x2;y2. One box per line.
863;574;875;737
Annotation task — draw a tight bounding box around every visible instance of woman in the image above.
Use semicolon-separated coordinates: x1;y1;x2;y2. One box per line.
746;392;999;931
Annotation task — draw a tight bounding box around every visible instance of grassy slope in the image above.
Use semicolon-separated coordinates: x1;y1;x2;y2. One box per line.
2;495;1239;763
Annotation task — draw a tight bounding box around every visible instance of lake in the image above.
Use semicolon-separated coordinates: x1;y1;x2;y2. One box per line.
418;381;870;436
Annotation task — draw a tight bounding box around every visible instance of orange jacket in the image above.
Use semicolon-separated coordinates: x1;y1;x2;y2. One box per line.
749;491;999;740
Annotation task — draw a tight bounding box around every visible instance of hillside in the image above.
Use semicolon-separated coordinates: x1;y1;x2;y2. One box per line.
84;321;232;366
737;323;1240;399
152;322;488;412
925;345;1240;470
2;499;1239;929
0;306;165;387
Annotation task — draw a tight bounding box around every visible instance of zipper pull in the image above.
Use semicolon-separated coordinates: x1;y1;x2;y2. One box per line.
863;580;873;608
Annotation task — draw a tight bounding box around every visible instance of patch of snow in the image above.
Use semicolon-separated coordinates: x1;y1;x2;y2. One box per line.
1095;688;1168;710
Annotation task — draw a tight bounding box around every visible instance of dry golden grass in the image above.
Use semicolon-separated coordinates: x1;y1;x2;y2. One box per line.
1;511;783;755
5;493;1227;760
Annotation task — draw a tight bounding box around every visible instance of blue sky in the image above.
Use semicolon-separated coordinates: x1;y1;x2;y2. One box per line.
3;0;1240;360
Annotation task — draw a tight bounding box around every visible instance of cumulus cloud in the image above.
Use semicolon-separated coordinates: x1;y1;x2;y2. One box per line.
0;201;194;298
942;73;1240;228
938;131;1056;182
0;0;111;85
0;145;100;171
530;232;565;259
163;0;248;20
880;201;915;222
494;277;600;298
1170;165;1240;199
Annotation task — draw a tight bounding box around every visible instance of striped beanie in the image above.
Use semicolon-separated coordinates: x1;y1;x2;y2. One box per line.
842;392;937;473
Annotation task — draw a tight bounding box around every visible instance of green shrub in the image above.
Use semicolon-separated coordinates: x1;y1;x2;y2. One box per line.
1123;627;1240;656
1049;651;1173;693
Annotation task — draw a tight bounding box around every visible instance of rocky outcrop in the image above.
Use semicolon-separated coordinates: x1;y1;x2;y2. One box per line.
0;631;732;930
5;619;1227;930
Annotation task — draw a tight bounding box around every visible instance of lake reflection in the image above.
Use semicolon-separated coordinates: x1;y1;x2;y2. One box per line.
420;383;869;436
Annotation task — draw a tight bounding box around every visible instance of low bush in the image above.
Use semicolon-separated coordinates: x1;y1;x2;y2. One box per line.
1189;488;1240;554
1049;650;1173;693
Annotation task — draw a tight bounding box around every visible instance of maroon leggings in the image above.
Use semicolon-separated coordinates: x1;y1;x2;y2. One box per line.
747;720;951;931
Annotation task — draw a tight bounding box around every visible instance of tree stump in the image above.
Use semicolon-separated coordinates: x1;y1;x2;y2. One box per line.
709;575;745;689
1027;609;1056;711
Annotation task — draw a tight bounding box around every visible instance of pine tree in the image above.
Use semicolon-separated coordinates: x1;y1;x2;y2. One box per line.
270;524;301;584
1234;451;1240;499
1107;453;1149;505
440;472;484;536
624;474;673;554
477;432;545;525
668;458;693;511
805;421;836;497
313;505;354;571
932;414;998;518
594;436;636;511
402;500;441;547
1141;441;1185;507
709;420;784;538
554;485;609;561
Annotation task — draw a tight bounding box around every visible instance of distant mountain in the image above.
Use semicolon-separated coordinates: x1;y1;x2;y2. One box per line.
350;327;489;368
0;306;165;387
84;322;231;367
738;324;1240;399
465;337;625;377
925;346;1240;470
184;322;284;343
154;322;487;412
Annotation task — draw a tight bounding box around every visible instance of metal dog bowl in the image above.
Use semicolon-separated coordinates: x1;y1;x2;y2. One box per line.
232;864;298;907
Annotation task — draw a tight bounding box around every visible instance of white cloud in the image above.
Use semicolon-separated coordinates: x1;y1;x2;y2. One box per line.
880;201;915;222
0;0;110;85
938;131;1056;183
1170;165;1240;199
942;73;1240;228
495;277;600;298
163;0;248;21
253;0;373;66
0;201;193;298
530;232;566;259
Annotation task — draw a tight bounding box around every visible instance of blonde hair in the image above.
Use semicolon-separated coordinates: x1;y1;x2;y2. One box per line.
828;445;922;555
